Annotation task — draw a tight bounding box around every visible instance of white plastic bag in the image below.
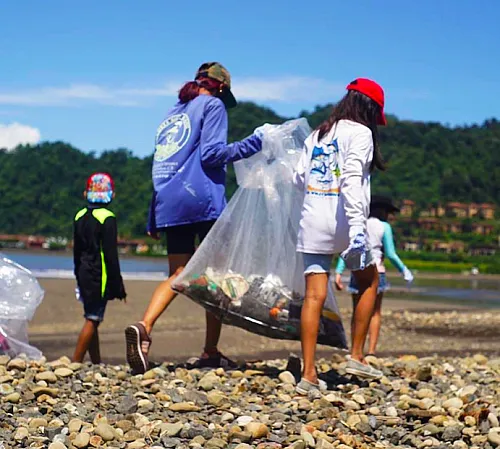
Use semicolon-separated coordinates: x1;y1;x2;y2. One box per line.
0;253;44;359
173;119;347;349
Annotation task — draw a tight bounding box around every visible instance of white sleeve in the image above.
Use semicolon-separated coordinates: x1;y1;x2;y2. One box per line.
340;129;373;239
292;134;313;188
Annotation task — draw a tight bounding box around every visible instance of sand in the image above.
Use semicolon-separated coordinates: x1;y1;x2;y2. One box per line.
29;279;500;365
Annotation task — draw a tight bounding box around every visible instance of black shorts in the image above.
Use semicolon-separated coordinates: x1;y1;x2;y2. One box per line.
164;220;216;255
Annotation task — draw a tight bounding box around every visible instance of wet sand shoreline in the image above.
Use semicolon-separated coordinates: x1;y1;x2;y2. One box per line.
4;248;500;281
27;279;500;365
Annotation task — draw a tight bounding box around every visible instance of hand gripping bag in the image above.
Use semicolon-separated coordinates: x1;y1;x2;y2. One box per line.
173;119;347;349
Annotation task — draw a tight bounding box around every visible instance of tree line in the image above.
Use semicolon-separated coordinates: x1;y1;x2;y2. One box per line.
1;102;498;238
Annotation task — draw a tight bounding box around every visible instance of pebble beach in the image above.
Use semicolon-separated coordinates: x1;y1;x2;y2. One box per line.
1;353;499;449
1;278;498;448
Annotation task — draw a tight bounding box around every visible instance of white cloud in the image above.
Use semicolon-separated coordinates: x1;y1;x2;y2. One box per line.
0;123;41;151
0;77;347;108
234;77;345;102
0;78;428;109
0;84;149;107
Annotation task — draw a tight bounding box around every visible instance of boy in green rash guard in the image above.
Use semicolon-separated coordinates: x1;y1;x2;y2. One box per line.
73;173;126;363
335;195;414;356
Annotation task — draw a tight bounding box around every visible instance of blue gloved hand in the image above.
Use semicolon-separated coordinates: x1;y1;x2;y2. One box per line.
341;227;367;271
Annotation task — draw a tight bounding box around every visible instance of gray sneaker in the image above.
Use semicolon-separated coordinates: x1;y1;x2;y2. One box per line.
346;358;383;379
296;377;328;396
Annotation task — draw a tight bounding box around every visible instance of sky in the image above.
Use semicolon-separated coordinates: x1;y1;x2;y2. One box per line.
1;0;499;156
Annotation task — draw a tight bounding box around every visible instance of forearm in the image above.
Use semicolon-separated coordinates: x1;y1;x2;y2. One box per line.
201;134;262;168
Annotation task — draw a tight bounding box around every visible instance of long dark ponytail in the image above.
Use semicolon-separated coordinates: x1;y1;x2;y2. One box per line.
316;90;385;172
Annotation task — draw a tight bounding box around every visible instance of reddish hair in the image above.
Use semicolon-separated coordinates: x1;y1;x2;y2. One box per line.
178;77;222;104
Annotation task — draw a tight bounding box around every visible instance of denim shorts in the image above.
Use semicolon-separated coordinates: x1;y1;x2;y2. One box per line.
348;272;389;294
83;299;107;323
76;288;107;322
302;253;334;275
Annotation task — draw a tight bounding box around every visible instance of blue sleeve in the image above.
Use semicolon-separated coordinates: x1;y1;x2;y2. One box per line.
335;257;346;274
199;100;262;168
382;222;406;273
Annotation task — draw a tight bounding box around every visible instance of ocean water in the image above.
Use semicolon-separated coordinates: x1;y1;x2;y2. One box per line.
2;250;167;281
2;250;499;307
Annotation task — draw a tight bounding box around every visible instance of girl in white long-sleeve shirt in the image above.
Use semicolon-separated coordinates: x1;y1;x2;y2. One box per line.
293;78;387;393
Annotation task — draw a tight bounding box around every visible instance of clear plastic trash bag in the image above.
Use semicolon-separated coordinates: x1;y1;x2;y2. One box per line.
0;253;44;359
173;119;347;349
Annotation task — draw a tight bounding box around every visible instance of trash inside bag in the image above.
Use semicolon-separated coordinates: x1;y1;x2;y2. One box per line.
173;119;347;349
0;254;44;359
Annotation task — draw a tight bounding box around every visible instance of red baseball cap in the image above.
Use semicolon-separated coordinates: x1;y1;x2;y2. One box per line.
346;78;387;125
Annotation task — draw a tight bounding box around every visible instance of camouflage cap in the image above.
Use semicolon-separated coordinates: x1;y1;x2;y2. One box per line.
195;62;237;108
196;62;231;87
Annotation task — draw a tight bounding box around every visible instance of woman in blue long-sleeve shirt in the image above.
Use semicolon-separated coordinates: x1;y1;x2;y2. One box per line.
125;62;263;374
335;196;414;356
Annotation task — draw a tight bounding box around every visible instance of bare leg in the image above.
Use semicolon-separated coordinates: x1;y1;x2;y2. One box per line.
300;273;328;384
131;250;227;369
350;265;378;363
73;319;99;363
141;254;191;334
351;293;360;347
204;311;223;354
126;254;192;373
368;293;383;355
88;325;101;364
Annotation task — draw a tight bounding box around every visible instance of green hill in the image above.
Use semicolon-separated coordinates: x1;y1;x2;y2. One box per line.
0;102;499;238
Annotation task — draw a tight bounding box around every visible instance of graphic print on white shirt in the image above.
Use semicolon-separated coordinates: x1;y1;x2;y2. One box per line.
307;138;341;197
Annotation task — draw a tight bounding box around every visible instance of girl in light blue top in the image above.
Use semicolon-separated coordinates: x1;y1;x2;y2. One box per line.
335;196;413;356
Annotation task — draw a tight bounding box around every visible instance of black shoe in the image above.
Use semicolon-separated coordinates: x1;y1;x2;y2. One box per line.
286;354;302;381
192;351;238;370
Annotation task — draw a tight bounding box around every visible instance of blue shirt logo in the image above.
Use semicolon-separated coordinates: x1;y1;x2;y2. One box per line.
154;113;192;162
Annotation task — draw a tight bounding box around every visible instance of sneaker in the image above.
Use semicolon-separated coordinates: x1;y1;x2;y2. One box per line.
296;377;328;396
345;358;382;379
125;323;152;375
192;351;238;370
